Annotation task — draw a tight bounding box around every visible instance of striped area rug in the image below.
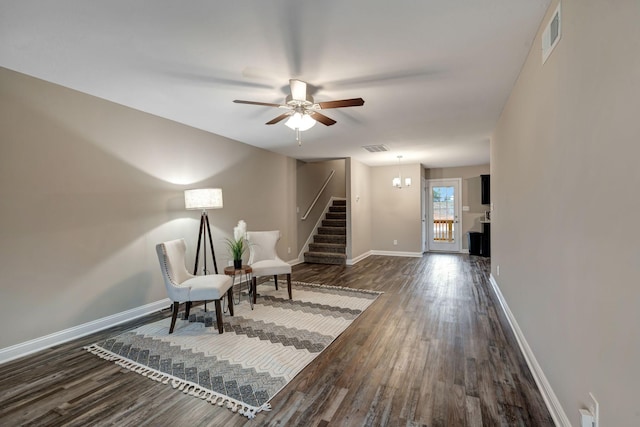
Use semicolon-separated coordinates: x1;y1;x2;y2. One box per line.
85;281;380;419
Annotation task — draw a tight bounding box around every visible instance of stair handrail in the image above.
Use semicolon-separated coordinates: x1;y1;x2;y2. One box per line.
301;170;335;220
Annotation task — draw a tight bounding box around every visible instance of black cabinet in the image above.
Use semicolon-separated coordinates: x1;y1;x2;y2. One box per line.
481;174;490;205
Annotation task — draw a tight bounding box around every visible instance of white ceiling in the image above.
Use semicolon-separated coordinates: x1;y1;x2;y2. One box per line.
0;0;550;167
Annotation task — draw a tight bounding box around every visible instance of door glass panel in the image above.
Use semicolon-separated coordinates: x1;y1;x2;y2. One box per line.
432;186;455;242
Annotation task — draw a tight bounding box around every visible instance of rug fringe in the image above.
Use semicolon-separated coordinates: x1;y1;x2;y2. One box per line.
289;280;383;296
83;344;268;419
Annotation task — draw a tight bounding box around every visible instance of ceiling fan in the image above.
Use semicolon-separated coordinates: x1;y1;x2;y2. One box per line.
233;79;364;145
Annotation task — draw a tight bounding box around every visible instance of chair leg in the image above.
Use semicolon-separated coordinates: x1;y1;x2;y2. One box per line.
287;273;292;300
169;302;179;334
226;287;234;316
184;301;192;320
273;275;279;290
252;276;258;305
214;300;224;334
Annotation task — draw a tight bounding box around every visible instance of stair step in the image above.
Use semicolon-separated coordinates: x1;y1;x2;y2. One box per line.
304;251;347;265
309;243;346;254
326;212;346;220
314;234;347;244
318;226;346;235
322;219;346;227
304;199;348;265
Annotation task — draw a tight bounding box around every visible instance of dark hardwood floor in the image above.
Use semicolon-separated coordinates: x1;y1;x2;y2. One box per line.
0;254;554;426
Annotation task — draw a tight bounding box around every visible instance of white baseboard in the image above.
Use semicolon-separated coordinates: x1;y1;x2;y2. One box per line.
317;249;422;266
0;298;171;365
488;274;570;426
370;250;423;258
347;250;373;265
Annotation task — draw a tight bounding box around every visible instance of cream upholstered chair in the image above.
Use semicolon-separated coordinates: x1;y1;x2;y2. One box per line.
156;238;234;334
246;230;292;304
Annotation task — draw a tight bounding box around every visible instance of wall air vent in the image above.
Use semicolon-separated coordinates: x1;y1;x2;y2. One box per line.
362;144;390;153
542;3;561;64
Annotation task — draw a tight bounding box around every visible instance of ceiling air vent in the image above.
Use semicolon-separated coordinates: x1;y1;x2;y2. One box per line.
362;144;390;153
542;4;561;64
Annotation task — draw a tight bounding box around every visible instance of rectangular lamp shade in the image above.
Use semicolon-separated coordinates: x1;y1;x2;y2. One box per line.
184;188;223;210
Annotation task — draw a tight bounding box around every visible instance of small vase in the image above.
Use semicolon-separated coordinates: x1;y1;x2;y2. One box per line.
233;259;242;269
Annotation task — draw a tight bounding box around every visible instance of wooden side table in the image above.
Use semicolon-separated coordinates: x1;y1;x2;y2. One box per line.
223;265;253;310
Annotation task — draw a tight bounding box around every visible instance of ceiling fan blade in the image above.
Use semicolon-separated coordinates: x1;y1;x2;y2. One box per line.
266;113;291;125
289;79;307;101
311;112;337;126
318;98;365;109
233;100;282;107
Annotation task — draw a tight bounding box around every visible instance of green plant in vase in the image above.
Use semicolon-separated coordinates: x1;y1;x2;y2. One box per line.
226;220;247;269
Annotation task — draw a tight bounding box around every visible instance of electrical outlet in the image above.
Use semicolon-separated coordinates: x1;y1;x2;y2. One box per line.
287;247;291;254
393;240;398;245
497;265;500;276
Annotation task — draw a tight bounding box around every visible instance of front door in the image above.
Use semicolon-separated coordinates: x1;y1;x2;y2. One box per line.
427;178;461;252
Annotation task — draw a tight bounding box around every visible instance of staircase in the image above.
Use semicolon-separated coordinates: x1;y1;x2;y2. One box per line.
304;199;347;265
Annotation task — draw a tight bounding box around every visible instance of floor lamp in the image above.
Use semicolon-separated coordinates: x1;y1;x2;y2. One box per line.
184;188;223;276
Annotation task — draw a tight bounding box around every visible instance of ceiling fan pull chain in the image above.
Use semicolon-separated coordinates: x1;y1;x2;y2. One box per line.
296;128;302;146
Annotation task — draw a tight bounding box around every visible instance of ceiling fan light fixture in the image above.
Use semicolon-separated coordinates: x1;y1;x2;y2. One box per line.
233;78;363;145
285;112;316;131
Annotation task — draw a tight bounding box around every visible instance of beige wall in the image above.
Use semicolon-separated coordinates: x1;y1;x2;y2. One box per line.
296;159;346;251
425;165;490;250
347;158;372;260
0;67;297;349
371;163;422;253
492;0;640;425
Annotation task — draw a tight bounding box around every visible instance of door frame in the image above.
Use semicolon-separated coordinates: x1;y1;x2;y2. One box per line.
421;177;427;253
426;178;462;253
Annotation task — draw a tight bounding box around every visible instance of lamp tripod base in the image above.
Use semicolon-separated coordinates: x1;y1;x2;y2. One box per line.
193;210;218;276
